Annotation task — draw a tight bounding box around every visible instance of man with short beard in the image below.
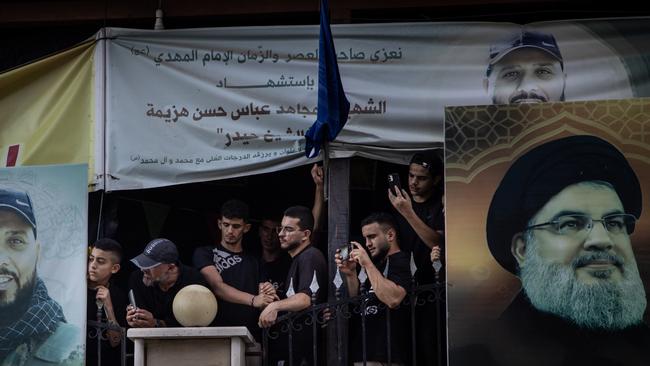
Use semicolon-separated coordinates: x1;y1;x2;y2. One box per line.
335;212;412;366
0;188;80;366
484;29;566;105
258;205;327;366
483;135;650;365
127;238;206;328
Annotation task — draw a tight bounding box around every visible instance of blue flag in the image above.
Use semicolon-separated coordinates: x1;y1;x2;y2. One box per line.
304;0;350;158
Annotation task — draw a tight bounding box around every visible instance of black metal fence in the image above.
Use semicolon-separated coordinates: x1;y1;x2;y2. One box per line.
87;319;127;366
87;268;445;366
262;269;446;366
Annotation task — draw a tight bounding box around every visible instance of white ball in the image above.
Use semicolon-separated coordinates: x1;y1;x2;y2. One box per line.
172;285;218;327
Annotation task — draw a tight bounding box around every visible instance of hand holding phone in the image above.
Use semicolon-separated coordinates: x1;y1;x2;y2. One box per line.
339;242;353;261
388;173;402;196
128;290;137;309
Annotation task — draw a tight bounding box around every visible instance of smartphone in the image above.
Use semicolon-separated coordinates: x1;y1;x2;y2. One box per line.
128;289;137;309
388;173;402;195
339;242;353;261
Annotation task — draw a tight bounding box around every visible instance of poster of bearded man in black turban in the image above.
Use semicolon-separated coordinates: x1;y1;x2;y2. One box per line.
444;99;650;366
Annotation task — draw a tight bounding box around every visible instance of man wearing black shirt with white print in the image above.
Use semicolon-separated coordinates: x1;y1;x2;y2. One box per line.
193;199;275;341
336;212;411;365
258;205;327;366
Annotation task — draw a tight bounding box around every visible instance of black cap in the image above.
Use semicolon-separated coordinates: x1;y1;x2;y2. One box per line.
0;188;37;237
409;150;443;175
131;238;179;269
486;135;642;274
486;30;563;77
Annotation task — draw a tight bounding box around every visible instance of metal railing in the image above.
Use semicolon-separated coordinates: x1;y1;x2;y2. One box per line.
87;262;444;366
262;258;446;366
87;316;127;366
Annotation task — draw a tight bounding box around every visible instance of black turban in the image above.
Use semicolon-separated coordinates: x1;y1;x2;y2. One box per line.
486;135;642;274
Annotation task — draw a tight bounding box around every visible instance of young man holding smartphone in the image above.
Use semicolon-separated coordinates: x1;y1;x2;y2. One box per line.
387;150;445;365
335;212;412;365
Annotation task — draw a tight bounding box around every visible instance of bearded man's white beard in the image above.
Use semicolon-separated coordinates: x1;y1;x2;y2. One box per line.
520;239;647;330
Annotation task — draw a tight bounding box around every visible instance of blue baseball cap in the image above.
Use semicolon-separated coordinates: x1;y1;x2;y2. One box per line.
131;238;179;269
487;30;564;77
0;188;37;237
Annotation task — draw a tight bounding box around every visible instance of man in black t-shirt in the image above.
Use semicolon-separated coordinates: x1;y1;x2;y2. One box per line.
127;238;207;328
86;238;127;366
193;200;275;341
388;151;445;366
336;212;412;365
259;206;328;366
258;164;325;296
389;151;444;283
258;215;292;294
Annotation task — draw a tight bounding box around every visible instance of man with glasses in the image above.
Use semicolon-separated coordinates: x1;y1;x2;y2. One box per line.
258;205;327;365
257;164;325;295
483;135;650;365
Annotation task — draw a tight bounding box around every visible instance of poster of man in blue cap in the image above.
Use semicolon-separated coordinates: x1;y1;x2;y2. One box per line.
0;164;87;366
445;99;650;365
483;29;566;104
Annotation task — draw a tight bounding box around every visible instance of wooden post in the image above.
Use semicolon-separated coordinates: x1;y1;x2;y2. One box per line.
326;158;350;366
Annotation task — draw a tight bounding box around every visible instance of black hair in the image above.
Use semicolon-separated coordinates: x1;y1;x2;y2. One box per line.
283;205;314;232
259;209;282;224
221;199;250;223
360;212;398;234
92;237;123;263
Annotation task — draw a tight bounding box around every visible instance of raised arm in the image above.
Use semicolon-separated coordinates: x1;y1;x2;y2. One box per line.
311;164;325;233
388;188;444;249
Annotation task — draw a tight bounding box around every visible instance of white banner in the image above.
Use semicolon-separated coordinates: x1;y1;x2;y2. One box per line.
104;20;647;190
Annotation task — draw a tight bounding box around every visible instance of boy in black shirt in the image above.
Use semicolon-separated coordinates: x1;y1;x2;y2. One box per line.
86;238;127;366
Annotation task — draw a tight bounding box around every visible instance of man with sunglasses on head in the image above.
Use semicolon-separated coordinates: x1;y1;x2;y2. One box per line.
482;135;650;365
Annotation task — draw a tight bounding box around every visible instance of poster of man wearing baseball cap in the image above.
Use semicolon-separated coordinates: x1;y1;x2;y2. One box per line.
0;164;87;366
444;98;650;365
